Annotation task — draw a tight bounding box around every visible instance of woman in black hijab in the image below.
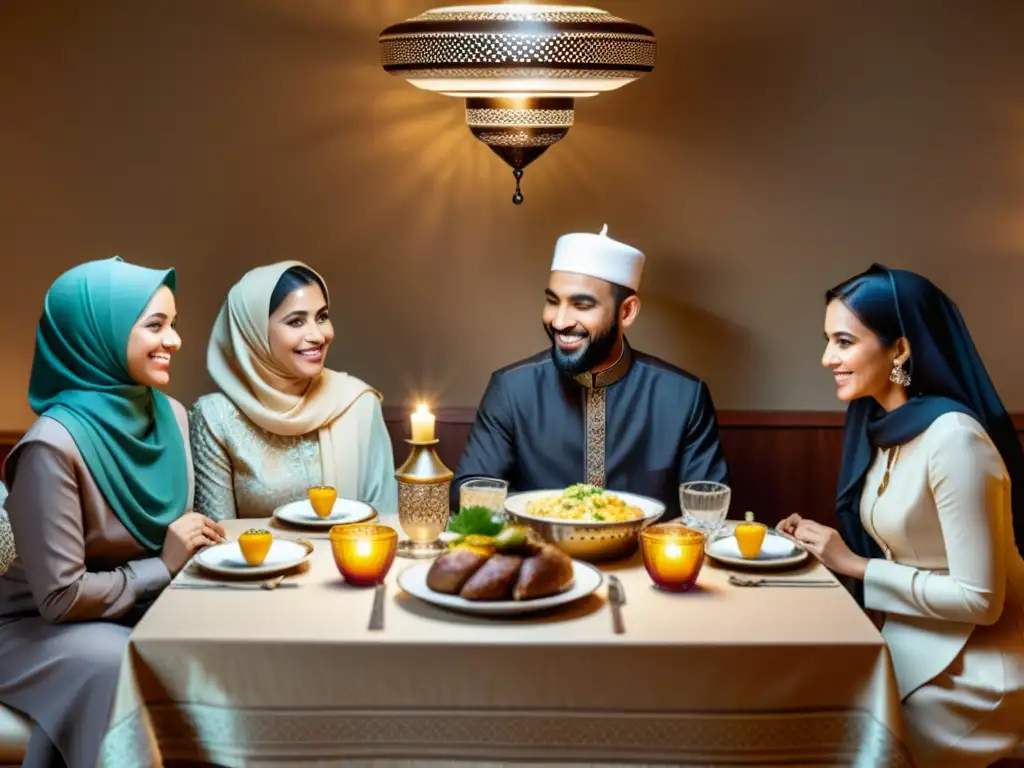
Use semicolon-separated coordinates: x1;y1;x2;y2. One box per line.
778;264;1024;767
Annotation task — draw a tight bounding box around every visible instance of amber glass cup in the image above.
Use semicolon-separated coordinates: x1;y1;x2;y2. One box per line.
330;524;398;587
308;486;338;518
639;523;706;592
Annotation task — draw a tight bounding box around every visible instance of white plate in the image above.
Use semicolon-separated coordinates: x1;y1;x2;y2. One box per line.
193;539;312;577
706;531;809;569
504;489;665;526
272;498;376;529
397;559;604;616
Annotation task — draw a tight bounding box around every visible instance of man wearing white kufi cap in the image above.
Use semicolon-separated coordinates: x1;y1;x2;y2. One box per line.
453;225;729;520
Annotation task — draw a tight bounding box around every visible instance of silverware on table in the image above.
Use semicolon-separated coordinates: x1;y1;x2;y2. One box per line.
728;575;838;588
607;574;626;634
368;583;387;631
171;575;293;591
771;529;807;551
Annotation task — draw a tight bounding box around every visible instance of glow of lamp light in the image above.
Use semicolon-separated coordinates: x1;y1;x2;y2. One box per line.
377;3;656;205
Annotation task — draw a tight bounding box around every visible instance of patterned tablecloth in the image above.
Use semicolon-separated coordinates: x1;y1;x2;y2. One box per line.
99;517;910;767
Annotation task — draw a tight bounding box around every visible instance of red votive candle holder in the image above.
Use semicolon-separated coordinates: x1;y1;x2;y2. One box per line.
639;523;705;592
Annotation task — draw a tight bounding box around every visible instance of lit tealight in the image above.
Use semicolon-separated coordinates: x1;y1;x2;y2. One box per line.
640;524;705;592
329;524;398;587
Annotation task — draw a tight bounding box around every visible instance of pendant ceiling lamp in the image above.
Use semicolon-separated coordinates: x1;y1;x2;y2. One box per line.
378;3;657;204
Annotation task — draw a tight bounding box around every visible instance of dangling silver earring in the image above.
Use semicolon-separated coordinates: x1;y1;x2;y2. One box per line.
889;360;911;387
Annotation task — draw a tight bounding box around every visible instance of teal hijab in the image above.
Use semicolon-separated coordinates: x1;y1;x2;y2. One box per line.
28;256;189;551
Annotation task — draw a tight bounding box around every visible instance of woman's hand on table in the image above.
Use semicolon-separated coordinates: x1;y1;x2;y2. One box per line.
792;519;868;580
160;512;228;575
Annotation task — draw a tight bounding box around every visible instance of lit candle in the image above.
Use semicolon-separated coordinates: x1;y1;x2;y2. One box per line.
410;402;435;442
330;524;398;587
640;523;705;592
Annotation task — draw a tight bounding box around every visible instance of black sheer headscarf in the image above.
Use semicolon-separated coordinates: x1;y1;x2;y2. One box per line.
831;264;1023;563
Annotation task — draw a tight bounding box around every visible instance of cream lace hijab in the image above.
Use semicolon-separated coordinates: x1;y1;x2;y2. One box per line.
208;261;378;496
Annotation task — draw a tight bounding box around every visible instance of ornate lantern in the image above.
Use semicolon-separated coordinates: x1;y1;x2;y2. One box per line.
378;3;657;204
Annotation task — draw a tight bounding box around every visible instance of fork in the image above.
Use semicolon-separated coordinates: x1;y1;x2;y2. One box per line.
728;575;838;588
171;575;290;590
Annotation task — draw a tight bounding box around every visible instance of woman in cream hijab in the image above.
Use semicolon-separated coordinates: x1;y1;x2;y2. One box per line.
190;261;397;519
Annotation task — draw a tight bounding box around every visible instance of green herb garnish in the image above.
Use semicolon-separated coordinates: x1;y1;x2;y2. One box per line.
563;483;604;500
448;506;505;536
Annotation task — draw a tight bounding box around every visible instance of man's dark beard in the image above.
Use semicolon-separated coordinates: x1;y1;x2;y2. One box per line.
545;318;620;376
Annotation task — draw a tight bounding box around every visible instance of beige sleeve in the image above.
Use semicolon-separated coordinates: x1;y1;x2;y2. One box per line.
5;443;170;623
864;422;1007;625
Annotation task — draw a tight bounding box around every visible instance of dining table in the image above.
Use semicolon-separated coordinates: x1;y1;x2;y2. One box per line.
98;516;911;767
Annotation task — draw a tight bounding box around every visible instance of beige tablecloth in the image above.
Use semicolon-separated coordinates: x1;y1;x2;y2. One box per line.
99;517;909;767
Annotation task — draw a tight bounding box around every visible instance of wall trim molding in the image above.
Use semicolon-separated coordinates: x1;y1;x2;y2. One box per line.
380;406;1024;431
1;409;1019;525
0;431;22;446
0;410;1019;447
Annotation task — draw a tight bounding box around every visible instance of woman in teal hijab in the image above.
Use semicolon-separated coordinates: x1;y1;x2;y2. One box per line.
0;257;224;768
30;256;190;548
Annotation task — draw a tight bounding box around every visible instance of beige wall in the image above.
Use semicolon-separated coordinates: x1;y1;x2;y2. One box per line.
1;0;1022;431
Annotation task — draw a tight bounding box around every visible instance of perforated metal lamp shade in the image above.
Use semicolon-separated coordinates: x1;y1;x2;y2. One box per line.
378;3;657;204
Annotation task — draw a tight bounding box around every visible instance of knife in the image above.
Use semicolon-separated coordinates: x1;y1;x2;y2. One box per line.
368;583;387;631
728;575;838;588
608;575;626;634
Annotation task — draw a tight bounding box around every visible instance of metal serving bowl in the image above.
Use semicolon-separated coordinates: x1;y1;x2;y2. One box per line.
504;490;666;562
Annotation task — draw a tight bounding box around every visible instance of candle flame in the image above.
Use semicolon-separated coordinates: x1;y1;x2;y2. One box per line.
664;543;682;559
355;539;373;558
416;402;429;414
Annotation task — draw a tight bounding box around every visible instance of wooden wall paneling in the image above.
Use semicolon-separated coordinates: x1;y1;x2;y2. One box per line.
718;426;844;529
1;413;1020;531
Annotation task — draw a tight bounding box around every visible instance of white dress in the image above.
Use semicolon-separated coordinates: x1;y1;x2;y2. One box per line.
860;412;1024;767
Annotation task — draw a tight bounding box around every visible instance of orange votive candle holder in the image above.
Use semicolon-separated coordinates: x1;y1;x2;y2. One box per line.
639;523;706;592
329;524;398;587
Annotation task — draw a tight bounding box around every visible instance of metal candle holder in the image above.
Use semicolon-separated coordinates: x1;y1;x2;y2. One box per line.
395;439;453;559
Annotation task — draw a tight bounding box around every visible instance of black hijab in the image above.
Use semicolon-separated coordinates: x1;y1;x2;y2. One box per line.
833;264;1024;563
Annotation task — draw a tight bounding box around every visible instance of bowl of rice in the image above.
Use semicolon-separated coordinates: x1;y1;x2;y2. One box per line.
504;484;665;561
